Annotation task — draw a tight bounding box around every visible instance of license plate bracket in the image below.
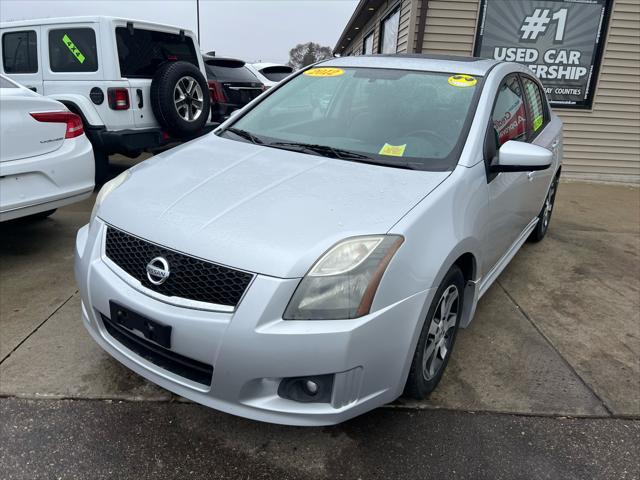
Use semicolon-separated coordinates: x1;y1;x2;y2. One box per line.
109;301;172;349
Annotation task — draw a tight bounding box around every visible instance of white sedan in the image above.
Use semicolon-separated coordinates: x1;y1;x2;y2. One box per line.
0;75;94;221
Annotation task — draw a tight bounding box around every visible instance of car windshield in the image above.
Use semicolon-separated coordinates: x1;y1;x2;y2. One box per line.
220;66;481;170
205;61;260;83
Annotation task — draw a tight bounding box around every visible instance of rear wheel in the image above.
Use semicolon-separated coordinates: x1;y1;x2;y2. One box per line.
404;265;464;399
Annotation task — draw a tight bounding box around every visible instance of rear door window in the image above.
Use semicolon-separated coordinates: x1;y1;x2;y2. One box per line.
491;74;527;146
49;28;98;72
115;27;198;78
521;75;548;139
2;30;38;74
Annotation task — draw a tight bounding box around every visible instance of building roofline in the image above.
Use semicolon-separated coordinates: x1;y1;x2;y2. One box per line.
334;0;385;54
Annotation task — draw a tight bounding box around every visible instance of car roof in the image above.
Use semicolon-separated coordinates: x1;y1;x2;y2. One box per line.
0;16;193;33
318;54;500;77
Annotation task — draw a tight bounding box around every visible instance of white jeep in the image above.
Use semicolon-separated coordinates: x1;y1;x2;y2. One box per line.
0;16;212;182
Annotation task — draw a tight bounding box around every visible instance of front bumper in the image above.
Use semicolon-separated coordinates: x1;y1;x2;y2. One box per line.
75;220;431;425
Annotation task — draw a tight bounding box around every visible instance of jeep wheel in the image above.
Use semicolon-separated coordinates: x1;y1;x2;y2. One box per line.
150;61;211;138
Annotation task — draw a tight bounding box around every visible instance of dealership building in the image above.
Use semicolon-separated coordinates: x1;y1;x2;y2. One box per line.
334;0;639;183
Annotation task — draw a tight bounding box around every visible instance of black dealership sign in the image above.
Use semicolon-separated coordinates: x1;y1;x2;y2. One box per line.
474;0;612;109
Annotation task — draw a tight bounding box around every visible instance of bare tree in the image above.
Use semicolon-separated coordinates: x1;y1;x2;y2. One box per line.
288;42;333;70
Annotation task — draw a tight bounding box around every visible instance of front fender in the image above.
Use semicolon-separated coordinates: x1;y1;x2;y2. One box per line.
374;162;488;323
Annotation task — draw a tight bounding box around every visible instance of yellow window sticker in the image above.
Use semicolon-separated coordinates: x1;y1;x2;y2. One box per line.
304;67;345;77
62;34;86;64
448;74;477;88
379;143;407;157
533;115;544;131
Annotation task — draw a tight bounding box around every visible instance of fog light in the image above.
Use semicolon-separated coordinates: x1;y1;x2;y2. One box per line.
304;380;318;395
278;374;334;403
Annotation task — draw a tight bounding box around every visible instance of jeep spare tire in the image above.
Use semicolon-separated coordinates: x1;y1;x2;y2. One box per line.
150;61;211;138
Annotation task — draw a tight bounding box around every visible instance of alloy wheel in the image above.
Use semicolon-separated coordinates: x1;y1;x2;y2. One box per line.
422;285;459;380
173;76;204;122
542;178;558;231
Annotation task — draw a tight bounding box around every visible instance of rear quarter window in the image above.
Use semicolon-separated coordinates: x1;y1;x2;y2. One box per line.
49;28;98;72
116;27;198;78
2;30;38;74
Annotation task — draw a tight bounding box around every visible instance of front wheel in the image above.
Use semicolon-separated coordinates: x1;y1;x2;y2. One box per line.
404;265;465;399
529;174;559;243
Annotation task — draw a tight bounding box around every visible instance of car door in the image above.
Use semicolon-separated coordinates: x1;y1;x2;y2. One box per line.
482;73;534;273
520;74;558;218
1;27;42;93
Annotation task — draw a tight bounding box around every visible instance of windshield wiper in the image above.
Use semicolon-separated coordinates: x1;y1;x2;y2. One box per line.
268;141;371;160
268;141;415;169
224;127;264;145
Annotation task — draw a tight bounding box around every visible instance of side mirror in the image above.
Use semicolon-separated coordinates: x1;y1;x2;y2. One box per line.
491;140;552;173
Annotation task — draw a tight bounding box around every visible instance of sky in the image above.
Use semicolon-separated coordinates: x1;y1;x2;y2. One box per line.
0;0;358;64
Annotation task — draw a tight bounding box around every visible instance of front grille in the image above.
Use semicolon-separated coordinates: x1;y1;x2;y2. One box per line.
105;227;253;308
101;314;213;386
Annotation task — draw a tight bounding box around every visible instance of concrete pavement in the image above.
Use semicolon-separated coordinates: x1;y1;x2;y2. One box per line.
1;398;638;480
0;177;639;478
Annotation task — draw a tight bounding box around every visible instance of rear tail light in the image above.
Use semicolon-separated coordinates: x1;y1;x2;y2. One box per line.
207;80;227;103
108;88;130;110
30;111;84;139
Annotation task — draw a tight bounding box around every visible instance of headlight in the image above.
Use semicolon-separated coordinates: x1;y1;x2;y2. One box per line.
283;235;404;320
90;170;131;223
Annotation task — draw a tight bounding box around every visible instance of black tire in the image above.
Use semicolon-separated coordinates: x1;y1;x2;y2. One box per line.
93;149;110;186
404;265;465;399
529;173;560;243
150;61;211;138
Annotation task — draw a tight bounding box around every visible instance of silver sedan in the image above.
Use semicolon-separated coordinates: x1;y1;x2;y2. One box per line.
75;55;562;425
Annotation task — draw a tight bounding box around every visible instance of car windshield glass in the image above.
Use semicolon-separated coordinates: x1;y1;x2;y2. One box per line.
221;67;480;170
205;62;259;83
262;71;290;82
260;67;292;82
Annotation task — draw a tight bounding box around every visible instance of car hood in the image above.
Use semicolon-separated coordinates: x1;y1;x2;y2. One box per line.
99;135;449;278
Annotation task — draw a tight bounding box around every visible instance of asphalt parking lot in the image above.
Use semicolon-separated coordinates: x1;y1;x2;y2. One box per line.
0;158;638;479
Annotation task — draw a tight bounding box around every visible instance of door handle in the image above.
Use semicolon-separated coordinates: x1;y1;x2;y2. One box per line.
136;89;143;108
527;172;535;181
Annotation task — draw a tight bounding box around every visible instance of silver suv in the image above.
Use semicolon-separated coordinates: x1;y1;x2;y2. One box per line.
0;16;212;181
